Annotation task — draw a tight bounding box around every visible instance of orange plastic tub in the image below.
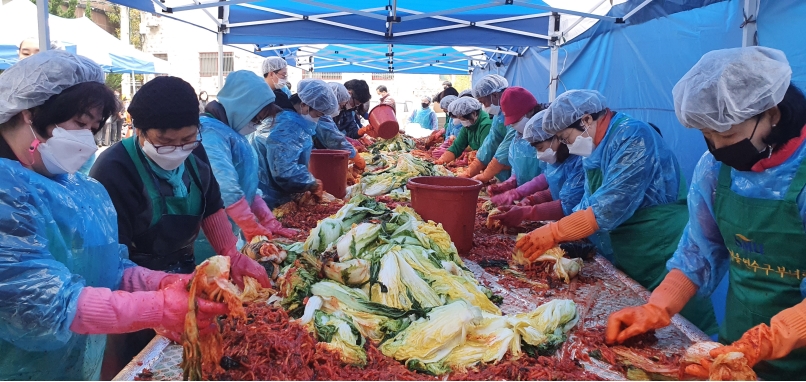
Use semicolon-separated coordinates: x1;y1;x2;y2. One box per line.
308;149;351;199
407;176;483;253
367;104;399;139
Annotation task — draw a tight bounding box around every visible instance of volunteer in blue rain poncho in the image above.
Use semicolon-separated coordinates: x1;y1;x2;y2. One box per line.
516;89;718;335
252;78;339;208
0;50;228;380
441;95;462;139
313;82;366;171
480;86;543;187
607;47;806;380
408;96;439;130
200;70;296;244
464;74;511;181
488;110;585;227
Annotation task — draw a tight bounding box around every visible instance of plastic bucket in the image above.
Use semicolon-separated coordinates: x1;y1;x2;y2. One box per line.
407;176;483;253
308;149;351;199
367;104;399;139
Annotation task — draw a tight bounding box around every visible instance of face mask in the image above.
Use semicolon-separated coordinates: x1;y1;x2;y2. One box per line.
707;117;770;171
275;77;289;88
485;105;501;116
537;148;557;164
421;103;429;109
459;119;473;127
567;127;594;157
142;139;193;171
37;126;97;175
303;113;320;124
512;117;528;134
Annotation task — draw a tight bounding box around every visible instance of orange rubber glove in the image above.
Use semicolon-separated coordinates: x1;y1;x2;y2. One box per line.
352;155;366;171
357;126;371;136
460;158;485;178
515;207;598;261
685;299;806;377
606;269;698;344
435;151;456;165
473;158;510;183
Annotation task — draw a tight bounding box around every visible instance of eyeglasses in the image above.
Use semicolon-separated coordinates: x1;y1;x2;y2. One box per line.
148;137;202;154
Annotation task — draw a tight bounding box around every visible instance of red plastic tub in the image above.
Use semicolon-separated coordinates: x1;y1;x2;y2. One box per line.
407;176;483;253
367;104;399;139
308;149;351;199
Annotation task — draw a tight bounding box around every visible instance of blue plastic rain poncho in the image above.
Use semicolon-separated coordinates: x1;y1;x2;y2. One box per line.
315;115;357;158
509;131;541;186
542;155;586;215
446;118;462;139
0;161;132;380
409;106;438;130
667;148;806;297
251;110;317;208
476;112;512;180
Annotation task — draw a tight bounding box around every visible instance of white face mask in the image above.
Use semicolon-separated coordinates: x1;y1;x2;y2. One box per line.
142;139;193;171
275;77;289;89
512;117;528;134
459;119;473;127
537;148;557;164
37;126;97;175
303;113;320;124
567;127;594;157
485;105;501;116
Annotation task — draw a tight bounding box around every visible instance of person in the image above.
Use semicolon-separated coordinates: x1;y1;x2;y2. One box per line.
441;95;462;138
313;82;365;170
607;47;806;380
262;56;292;97
252;78;337;207
376;85;396;113
201;70;296;244
335;79;371;139
408;96;439;130
18;38;39;59
459;89;473;98
515;89;717;335
476;86;542;184
488;110;585;227
198;90;209;113
434;97;491;166
465;74;511;181
0;50;229;380
110;98;124;144
433;80;459;104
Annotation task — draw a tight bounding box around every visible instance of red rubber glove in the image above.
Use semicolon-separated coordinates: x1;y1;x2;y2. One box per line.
520;189;554;206
489;200;566;227
70;281;229;336
252;195;296;238
515;207;598;262
225;197;273;242
606;269;698;344
491;174;549;206
228;252;271;288
487;175;518;196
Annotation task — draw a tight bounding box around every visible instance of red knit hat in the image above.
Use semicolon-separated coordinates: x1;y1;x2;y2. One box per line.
500;86;538;126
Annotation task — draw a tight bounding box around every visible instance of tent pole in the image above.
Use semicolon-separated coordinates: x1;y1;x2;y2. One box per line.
548;12;561;102
36;0;51;52
741;0;759;47
218;31;224;89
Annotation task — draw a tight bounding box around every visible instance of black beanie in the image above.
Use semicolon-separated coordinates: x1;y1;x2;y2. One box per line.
127;76;201;131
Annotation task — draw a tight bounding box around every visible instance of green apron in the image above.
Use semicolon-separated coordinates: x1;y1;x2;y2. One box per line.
586;165;718;336
713;163;806;380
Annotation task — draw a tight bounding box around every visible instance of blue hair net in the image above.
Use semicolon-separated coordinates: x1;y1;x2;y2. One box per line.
315;115;357;158
328;82;351;105
439;95;458;111
0;50;104;124
668;144;806;297
251;110;317;208
217;70;276;132
472;74;508;98
673;46;791;132
544;155;586;215
448;97;482;117
523;110;551;143
0;160;132;380
543;90;608;134
199;115;261;207
297;79;339;117
509;132;541;186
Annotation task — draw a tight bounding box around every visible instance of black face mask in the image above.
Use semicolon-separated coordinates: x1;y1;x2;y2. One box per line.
421;103;429;108
706;117;771;171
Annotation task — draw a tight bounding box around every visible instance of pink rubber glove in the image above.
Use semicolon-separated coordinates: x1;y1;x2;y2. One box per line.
120;267;194;293
252;195;297;238
225;197;273;242
520;189;554;206
201;208;272;289
229;252;271;289
489;200;566;227
487;175;518;196
70;281;229;336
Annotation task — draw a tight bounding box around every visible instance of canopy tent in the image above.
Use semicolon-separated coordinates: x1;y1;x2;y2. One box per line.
0;0;169;74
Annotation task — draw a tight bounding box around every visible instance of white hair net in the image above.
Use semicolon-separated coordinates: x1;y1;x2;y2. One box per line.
328;82;351;104
0;50;104;125
439;95;458;111
523;110;552;143
672;46;791;132
458;89;473;98
421;95;432;103
448;97;482;117
472;74;509;98
261;56;288;75
543;89;608;134
297;78;339;117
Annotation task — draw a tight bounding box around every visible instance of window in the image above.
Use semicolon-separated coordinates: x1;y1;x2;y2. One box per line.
199;52;234;77
301;71;342;80
372;73;394;81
